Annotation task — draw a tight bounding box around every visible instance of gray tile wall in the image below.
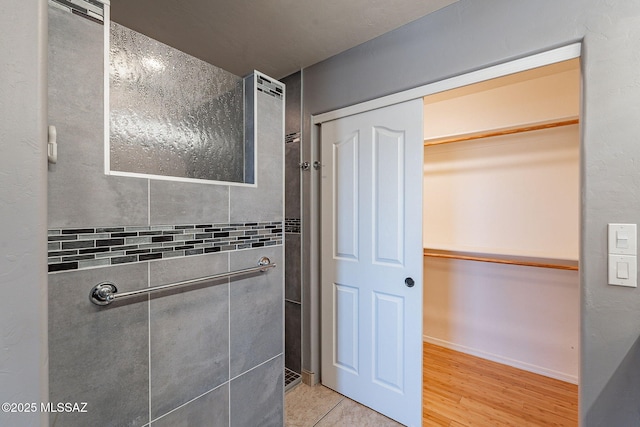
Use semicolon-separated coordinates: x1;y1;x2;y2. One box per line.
285;301;302;373
148;254;230;420
150;385;229;427
230;356;284;427
48;7;148;229
47;6;284;426
282;72;301;223
281;71;302;375
48;263;150;427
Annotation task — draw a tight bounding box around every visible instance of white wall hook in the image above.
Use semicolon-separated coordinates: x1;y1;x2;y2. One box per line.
48;125;57;164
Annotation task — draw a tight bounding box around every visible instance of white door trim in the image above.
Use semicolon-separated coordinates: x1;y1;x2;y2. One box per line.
311;42;581;125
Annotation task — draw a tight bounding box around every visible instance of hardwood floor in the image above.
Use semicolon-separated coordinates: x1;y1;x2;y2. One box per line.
423;342;578;426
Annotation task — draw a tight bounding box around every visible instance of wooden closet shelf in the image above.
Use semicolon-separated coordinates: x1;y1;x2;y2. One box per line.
423;248;579;271
423;116;579;146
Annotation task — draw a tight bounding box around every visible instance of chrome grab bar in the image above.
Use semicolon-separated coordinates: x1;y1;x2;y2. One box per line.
89;256;276;306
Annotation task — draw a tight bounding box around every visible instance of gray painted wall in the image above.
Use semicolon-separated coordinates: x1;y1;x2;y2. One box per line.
303;1;640;425
0;0;48;426
47;7;284;426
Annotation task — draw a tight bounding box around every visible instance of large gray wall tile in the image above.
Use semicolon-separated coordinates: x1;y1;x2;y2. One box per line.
230;92;284;222
281;72;301;136
285;301;301;373
151;384;229;427
48;8;148;228
49;263;149;427
285;233;301;302
149;253;230;419
149;180;229;225
230;356;283;427
284;141;301;219
229;246;284;377
282;71;302;219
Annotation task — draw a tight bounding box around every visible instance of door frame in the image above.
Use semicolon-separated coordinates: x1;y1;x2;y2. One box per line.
307;41;582;389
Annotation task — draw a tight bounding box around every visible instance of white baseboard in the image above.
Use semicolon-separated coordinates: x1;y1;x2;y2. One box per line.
423;335;578;385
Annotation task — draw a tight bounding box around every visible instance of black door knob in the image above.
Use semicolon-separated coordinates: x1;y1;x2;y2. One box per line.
405;277;415;288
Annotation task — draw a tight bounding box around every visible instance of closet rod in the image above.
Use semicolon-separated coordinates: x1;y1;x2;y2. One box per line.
423;117;579;147
423;249;579;271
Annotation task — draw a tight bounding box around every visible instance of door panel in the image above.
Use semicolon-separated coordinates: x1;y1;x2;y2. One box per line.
334;283;359;374
334;132;359;260
373;126;404;265
373;291;404;392
321;99;423;426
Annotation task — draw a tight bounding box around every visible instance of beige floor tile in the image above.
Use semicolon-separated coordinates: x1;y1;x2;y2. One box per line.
285;384;344;427
314;398;403;427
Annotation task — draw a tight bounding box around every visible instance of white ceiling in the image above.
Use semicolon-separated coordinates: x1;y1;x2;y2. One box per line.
110;0;458;79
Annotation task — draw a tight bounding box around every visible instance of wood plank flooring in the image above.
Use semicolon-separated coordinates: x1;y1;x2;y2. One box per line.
423;342;578;426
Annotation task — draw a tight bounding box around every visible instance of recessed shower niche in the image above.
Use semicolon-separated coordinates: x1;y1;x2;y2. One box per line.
106;22;259;185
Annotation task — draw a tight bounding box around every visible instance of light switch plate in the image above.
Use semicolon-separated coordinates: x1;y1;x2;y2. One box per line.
608;254;637;287
608;224;637;255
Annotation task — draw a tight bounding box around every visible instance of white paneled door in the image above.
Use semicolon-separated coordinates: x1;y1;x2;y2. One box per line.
320;99;423;426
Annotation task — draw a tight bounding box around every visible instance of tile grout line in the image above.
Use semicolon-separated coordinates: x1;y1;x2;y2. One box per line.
312;396;345;427
147;180;151;424
147;260;152;425
229;352;282;383
148;380;229;425
147;179;150;226
227;252;231;426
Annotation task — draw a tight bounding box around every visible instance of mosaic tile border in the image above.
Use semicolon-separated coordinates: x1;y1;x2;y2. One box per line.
285;218;301;234
50;0;104;24
257;75;284;100
48;221;283;273
285;132;301;144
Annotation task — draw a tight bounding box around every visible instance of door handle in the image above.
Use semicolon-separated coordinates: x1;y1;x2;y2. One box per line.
405;277;415;288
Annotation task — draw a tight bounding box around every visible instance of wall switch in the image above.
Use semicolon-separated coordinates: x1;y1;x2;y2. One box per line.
608;254;637;287
608;224;637;255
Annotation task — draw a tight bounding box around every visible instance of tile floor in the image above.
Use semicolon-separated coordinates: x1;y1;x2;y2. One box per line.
285;383;402;427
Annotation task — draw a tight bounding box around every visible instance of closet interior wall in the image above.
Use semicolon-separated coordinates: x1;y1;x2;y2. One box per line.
422;60;580;383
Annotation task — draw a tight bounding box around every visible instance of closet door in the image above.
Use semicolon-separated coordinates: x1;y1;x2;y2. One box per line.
320;99;423;426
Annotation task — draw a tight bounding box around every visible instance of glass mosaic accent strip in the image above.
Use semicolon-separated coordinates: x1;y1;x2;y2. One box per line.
110;23;246;183
257;75;284;100
285;132;301;144
285;218;301;234
48;221;283;273
49;0;104;23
